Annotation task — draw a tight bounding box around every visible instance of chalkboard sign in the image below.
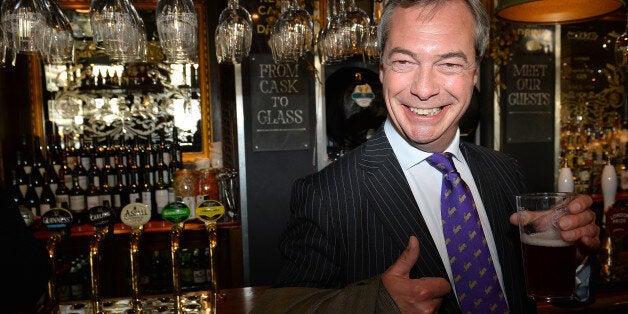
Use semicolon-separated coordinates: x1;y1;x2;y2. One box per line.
503;26;555;143
247;54;313;151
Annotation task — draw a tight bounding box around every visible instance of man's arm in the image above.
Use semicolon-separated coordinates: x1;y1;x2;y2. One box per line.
251;277;399;313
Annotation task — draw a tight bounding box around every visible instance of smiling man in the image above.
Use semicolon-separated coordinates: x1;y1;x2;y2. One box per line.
251;1;600;313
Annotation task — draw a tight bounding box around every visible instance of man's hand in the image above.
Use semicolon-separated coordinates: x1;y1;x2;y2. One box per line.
509;194;600;257
381;236;451;313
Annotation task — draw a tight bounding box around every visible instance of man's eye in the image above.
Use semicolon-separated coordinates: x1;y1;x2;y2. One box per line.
390;60;417;73
440;63;465;73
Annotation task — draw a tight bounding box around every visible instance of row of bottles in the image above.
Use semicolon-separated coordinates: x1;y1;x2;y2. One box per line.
56;248;212;302
559;114;628;194
45;62;200;92
8;131;238;225
140;248;213;295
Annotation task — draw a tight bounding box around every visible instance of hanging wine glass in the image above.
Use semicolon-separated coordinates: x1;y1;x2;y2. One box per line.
269;0;313;63
1;0;46;53
0;24;8;67
36;0;74;64
290;0;314;55
156;0;198;64
214;0;252;65
364;0;382;63
323;0;352;63
0;18;17;66
343;0;370;56
89;0;144;63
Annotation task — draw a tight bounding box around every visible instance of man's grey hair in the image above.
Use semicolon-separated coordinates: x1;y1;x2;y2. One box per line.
377;0;490;65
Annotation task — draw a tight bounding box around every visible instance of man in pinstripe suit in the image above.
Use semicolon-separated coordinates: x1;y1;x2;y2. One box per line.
252;0;601;313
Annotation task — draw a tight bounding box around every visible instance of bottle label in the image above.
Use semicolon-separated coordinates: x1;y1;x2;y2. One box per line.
155;189;169;213
86;195;100;209
56;194;69;207
193;269;206;284
69;195;86;213
141;191;153;208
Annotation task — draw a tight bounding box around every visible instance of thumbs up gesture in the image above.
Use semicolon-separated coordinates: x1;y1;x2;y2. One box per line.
381;236;452;313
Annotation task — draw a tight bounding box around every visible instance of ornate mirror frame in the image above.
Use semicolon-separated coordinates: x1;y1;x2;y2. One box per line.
27;0;212;163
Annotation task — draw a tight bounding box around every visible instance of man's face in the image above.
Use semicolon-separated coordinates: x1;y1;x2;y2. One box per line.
379;0;479;153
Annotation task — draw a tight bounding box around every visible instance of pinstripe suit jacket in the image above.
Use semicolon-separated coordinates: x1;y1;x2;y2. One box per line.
253;129;536;313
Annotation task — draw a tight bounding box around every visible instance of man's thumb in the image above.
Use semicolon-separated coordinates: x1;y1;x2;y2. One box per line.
389;236;420;277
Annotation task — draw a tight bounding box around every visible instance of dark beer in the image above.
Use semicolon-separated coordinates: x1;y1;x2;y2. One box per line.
521;233;577;301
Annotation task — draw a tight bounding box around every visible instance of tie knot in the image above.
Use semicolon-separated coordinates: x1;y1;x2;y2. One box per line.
427;152;457;175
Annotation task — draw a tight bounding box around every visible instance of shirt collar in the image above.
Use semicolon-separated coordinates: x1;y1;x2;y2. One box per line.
384;119;462;170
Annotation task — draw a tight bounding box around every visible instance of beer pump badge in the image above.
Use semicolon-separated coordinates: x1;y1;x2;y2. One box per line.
162;201;190;223
120;203;151;228
88;205;115;227
42;207;73;230
196;199;225;222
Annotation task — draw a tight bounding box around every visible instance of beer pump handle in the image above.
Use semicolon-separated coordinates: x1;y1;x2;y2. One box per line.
196;198;225;312
120;203;151;311
162;201;191;313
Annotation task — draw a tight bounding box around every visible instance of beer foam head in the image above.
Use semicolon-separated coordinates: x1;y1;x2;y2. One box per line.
521;231;572;247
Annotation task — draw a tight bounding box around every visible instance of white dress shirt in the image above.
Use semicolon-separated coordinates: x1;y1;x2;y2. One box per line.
384;119;508;300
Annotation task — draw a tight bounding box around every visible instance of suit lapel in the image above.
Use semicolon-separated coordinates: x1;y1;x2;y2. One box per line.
357;130;447;278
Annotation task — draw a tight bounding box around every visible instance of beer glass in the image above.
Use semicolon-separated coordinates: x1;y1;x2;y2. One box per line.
515;192;577;302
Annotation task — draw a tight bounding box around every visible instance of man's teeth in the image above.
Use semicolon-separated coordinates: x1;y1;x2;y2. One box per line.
409;107;441;116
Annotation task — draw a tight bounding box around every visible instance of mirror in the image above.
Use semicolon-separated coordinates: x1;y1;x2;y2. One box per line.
28;0;212;163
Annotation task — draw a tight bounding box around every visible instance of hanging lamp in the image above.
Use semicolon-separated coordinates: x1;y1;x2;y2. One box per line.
496;0;624;24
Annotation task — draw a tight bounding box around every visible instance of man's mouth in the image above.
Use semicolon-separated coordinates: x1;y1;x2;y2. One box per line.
408;106;442;116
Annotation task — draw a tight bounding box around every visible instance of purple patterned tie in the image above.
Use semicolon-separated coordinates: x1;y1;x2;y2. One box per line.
427;153;509;314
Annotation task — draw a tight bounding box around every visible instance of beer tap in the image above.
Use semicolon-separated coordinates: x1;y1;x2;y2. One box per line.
162;200;191;313
41;205;73;314
87;203;115;314
120;202;152;312
196;197;225;313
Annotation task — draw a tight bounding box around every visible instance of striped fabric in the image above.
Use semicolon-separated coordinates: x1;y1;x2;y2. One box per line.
272;128;536;313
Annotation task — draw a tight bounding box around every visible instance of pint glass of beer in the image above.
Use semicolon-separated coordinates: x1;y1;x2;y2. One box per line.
515;192;577;302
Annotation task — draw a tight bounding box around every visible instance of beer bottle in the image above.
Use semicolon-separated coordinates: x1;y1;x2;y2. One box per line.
192;248;207;288
99;172;113;208
142;150;154;187
72;156;88;191
102;152;116;188
31;135;46;177
140;170;154;214
153;164;169;219
15;151;28;198
24;174;40;217
88;153;102;188
7;170;25;208
112;171;130;219
128;150;141;186
60;150;73;189
69;173;86;225
30;162;46;199
45;162;59;195
19;133;33;175
39;179;56;217
128;170;140;206
85;173;100;210
55;168;70;208
114;155;128;186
